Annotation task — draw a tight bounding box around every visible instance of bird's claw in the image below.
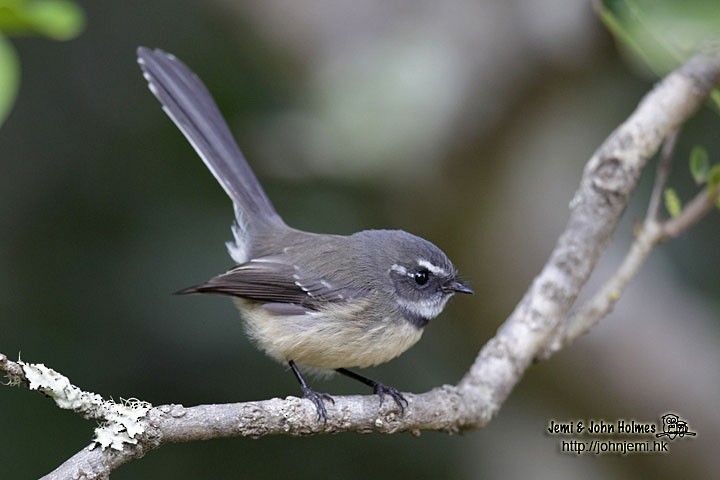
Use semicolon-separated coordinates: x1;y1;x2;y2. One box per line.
301;386;334;423
373;383;408;415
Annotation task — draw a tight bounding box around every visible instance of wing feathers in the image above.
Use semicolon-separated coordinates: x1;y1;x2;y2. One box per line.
176;256;352;308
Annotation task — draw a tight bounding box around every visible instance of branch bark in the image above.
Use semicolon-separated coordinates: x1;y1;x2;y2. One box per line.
2;50;720;480
544;137;720;356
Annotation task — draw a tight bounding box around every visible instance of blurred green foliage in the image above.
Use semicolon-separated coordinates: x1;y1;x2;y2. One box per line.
0;0;84;126
665;144;720;218
684;145;720;211
708;163;720;203
0;33;18;127
663;187;682;218
0;0;84;39
689;146;710;185
598;0;720;108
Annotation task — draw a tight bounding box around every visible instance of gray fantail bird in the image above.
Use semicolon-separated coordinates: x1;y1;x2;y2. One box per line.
137;47;473;422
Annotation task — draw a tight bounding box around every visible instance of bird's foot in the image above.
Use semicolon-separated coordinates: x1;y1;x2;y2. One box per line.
301;386;335;423
373;383;408;415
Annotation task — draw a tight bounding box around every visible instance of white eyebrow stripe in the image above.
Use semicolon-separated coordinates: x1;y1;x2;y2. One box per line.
418;259;447;276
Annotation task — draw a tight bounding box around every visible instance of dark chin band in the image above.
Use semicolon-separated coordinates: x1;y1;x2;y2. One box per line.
399;306;431;329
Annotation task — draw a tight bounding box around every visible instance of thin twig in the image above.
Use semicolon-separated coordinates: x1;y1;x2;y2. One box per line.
646;129;680;222
548;182;720;356
660;184;720;239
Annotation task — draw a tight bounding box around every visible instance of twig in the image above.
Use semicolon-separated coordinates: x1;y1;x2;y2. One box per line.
646;129;680;222
661;184;720;239
0;353;27;386
545;177;720;356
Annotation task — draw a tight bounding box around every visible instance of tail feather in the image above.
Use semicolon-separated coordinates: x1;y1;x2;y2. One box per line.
137;47;282;228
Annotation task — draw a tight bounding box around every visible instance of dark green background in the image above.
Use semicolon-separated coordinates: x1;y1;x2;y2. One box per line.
1;2;718;478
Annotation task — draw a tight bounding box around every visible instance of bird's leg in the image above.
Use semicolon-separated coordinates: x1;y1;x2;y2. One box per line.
289;360;334;423
336;368;408;414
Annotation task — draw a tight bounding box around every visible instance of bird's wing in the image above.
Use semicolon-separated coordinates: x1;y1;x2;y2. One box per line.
177;255;354;309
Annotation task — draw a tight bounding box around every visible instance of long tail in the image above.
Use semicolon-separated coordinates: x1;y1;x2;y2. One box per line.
137;47;282;231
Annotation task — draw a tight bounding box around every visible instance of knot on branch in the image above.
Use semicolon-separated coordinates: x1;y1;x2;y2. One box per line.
590;155;638;206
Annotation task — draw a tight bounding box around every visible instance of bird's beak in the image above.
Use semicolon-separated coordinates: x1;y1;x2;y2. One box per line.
446;280;474;295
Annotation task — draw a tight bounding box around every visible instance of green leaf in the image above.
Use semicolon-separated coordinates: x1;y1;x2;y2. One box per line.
707;164;720;191
711;89;720;112
711;168;720;209
0;0;85;40
703;161;720;211
597;0;720;112
598;0;720;74
0;33;19;127
689;145;709;184
664;188;682;218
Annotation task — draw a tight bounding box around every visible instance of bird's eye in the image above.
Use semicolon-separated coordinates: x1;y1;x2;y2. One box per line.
414;269;430;286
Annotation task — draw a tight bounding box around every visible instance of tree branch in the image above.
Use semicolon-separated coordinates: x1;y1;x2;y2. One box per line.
460;50;720;390
0;353;27;386
2;50;719;480
544;145;720;355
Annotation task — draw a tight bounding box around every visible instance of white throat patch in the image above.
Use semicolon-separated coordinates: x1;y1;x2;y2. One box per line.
396;294;452;321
